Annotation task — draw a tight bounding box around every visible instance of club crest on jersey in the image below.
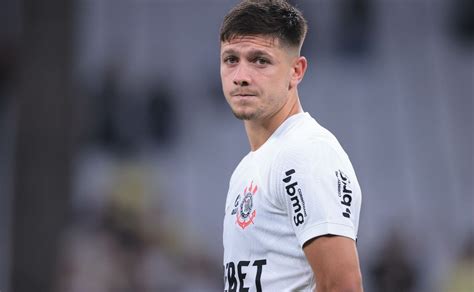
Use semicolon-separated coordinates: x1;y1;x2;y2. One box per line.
235;181;258;230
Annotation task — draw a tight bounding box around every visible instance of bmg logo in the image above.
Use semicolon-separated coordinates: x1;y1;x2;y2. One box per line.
283;169;307;226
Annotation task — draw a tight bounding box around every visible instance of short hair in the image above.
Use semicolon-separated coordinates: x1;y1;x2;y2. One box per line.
220;0;308;50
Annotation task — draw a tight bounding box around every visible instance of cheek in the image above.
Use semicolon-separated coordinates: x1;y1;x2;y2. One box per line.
220;67;226;81
269;68;291;85
220;71;229;92
221;68;235;84
220;70;231;88
273;72;291;92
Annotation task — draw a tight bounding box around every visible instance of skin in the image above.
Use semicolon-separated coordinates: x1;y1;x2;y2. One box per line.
220;35;363;291
220;35;305;151
304;236;363;292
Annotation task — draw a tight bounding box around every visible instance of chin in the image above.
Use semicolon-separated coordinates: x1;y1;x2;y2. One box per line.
232;109;258;120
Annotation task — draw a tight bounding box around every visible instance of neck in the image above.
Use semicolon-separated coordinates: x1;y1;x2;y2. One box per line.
244;95;303;152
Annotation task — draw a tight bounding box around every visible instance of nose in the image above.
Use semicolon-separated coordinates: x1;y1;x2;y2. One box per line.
233;64;250;86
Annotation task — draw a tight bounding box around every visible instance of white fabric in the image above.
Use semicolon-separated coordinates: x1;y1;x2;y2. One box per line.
223;112;362;292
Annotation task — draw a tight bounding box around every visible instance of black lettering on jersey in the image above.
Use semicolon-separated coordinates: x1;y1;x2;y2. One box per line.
227;262;237;292
223;264;227;291
253;259;266;292
336;170;353;218
283;169;295;183
283;169;306;226
237;261;250;292
224;259;266;292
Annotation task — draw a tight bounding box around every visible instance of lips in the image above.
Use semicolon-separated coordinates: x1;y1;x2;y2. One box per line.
232;94;257;101
230;91;257;98
229;89;257;97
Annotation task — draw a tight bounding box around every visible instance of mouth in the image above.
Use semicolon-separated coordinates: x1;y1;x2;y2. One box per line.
233;94;255;97
229;89;258;97
231;94;257;102
231;91;258;98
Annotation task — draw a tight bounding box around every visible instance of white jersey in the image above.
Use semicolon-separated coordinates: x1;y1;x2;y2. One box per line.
223;112;362;292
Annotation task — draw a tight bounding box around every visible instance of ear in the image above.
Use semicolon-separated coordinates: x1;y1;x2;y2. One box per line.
289;56;307;90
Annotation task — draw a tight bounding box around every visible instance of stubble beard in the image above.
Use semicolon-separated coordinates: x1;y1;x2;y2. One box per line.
232;110;258;120
230;102;263;121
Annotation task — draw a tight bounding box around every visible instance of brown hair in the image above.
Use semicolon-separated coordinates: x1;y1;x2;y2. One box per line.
220;0;308;49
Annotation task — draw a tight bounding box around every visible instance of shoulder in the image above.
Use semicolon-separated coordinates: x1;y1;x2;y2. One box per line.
273;129;349;173
275;113;347;157
270;118;356;192
269;130;348;193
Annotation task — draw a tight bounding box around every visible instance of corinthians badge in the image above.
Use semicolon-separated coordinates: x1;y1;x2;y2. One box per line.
235;181;258;229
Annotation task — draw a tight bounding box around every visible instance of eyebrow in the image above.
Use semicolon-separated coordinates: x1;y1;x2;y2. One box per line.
247;49;272;59
221;48;238;57
221;48;273;59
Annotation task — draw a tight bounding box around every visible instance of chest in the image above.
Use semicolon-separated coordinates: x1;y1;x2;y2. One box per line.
223;161;292;254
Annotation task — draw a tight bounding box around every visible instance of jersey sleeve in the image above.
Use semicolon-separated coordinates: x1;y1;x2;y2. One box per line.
271;140;362;247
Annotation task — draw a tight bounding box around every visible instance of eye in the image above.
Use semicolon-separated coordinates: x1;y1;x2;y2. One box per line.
224;56;238;64
254;57;270;65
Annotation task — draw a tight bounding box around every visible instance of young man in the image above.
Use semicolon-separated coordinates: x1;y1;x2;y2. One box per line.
221;1;363;291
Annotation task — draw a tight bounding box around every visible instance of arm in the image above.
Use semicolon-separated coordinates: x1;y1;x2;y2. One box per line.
303;235;363;292
273;142;363;290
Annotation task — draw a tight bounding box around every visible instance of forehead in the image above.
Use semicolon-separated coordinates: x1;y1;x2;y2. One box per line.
220;35;283;54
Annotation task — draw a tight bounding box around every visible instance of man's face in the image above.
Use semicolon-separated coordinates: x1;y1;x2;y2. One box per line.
220;35;297;121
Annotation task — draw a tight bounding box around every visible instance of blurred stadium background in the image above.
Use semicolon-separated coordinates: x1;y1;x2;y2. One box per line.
0;0;472;291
